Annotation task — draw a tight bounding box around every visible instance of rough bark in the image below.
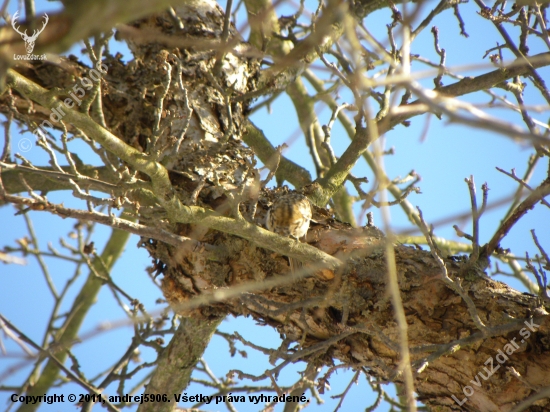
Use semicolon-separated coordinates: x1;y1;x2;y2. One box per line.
141;317;223;412
160;200;550;411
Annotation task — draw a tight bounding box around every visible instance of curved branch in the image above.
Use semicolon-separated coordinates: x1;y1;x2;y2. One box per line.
383;52;550;133
486;178;550;256
6;69;173;197
0;0;195;58
6;70;341;271
243;121;312;188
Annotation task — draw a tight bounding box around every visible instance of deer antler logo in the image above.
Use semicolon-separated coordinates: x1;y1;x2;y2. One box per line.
11;11;49;54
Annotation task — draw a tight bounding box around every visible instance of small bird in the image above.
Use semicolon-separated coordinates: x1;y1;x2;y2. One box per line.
266;192;312;272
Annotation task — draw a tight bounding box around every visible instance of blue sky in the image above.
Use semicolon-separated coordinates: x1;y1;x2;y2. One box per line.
1;0;549;411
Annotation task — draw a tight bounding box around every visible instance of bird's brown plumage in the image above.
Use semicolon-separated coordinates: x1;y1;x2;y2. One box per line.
266;193;312;271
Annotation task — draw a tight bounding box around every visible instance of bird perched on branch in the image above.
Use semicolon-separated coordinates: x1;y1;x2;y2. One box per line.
266;193;312;272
